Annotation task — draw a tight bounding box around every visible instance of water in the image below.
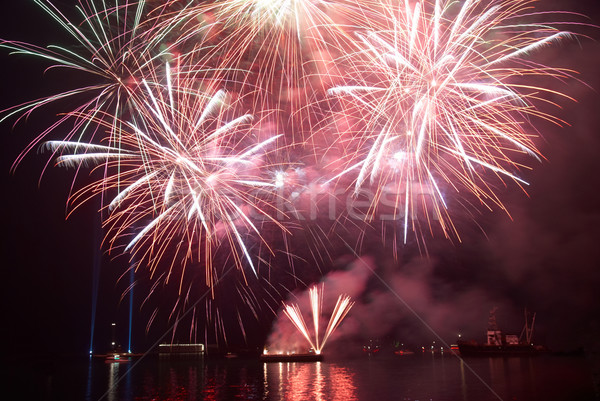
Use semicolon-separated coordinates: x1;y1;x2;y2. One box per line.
9;353;598;400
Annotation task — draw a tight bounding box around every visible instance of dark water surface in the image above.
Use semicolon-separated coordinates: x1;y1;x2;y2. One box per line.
8;353;599;400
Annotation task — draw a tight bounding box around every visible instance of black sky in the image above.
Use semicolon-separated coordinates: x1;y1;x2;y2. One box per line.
1;1;600;359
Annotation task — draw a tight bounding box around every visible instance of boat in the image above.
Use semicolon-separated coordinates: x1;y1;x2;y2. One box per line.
260;353;323;362
104;353;131;363
363;339;381;355
457;308;547;356
392;341;415;355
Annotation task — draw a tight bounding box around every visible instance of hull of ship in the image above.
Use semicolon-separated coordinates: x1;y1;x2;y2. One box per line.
458;343;542;356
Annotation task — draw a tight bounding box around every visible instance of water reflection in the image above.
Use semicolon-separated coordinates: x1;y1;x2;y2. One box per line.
263;361;357;400
107;362;120;401
91;358;358;400
82;354;594;400
486;356;539;400
155;358;205;400
459;359;467;401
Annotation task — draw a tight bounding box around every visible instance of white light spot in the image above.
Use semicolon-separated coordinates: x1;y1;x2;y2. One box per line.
274;171;286;188
394;151;406;161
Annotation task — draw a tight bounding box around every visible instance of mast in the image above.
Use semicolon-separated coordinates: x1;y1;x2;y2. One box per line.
519;309;536;344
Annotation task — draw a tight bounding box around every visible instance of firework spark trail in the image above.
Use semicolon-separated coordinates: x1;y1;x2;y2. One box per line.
321;291;354;347
310;285;322;351
325;0;577;244
282;284;354;354
146;0;377;144
0;1;180;170
283;303;318;351
47;64;288;290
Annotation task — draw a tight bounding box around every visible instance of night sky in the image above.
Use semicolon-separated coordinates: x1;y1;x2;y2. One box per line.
1;0;600;360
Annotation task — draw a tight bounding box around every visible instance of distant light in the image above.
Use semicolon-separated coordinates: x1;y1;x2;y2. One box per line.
111;323;116;326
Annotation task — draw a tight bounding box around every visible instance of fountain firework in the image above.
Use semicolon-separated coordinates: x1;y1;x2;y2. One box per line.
282;284;354;354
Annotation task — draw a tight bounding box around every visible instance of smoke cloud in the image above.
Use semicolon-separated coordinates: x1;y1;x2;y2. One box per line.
266;254;500;357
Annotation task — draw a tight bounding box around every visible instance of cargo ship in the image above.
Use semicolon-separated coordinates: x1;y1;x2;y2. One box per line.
457;308;547;356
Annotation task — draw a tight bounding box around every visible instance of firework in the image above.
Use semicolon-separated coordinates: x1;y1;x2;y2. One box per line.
147;0;375;143
1;0;175;168
325;0;576;243
47;65;287;290
0;0;584;343
5;0;577;248
282;284;354;354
